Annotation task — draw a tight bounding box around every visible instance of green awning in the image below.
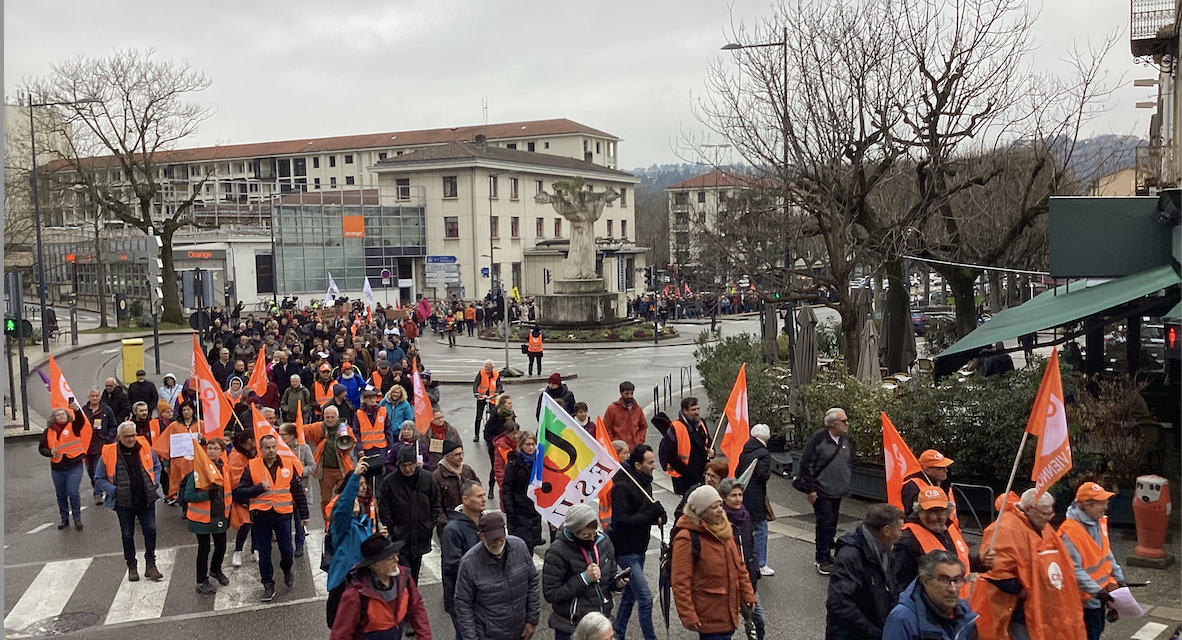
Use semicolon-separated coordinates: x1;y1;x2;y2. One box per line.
938;265;1180;361
1166;302;1182;323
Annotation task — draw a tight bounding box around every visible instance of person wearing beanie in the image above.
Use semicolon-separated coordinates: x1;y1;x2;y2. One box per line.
671;485;756;639
379;439;441;584
535;372;576;422
543;503;627;640
432;440;479;538
425;409;462;469
323;382;355;428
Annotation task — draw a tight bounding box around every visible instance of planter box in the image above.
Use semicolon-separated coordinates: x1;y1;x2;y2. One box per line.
769;449;803;478
848;464;887;501
766;436;788;453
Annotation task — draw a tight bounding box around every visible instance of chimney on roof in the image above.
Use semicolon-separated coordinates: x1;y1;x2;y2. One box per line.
474;134;487;152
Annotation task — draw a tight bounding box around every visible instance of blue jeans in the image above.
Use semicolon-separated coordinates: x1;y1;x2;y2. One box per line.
51;463;83;523
752;599;765;640
752;519;769;568
252;514;293;585
615;553;657;640
294;517;306;550
116;505;157;568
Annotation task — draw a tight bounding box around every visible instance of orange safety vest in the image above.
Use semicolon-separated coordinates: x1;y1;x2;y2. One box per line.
149;418;170;442
371;370;384;391
361;574;411;632
528;333;543;353
477;369;500;396
310;422;355;475
314;380;335;406
664;419;694;478
247;457;295;514
904;521;972;598
323;493;377;533
1059;516;1117;593
357;406;389;450
101;438;154;482
187;465;232;524
47;423;89;464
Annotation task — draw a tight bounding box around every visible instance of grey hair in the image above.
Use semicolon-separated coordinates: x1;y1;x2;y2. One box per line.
1019;487;1054;510
918;549;964;578
289;374;301;382
117;421;137;436
750;423;771;441
824;408;845;427
88;387;102;394
132;401;148;412
484;360;494;366
719;477;745;497
401;420;417;431
573;612;613;640
323;405;339;417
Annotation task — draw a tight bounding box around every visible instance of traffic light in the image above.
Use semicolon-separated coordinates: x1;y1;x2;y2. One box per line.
4;317;15;336
1168;324;1178;351
544;268;552;285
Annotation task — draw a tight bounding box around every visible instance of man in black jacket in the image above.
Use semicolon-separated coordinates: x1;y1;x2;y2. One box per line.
797;407;852;575
824;503;904;640
126;370;158;412
608;445;666;640
534;373;576;422
660;397;713;496
737;423;774;577
102;377;132;423
379;446;442;583
81;388;118;505
441;480;486;640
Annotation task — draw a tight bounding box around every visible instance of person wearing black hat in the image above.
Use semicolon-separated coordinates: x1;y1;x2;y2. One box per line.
431;440;479;539
329;534;431;640
535;373;576;421
455;512;541;640
379;445;442;583
127;369;159;413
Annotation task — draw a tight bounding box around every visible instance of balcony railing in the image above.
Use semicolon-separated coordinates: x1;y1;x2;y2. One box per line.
1131;0;1178;57
1135;144;1180;194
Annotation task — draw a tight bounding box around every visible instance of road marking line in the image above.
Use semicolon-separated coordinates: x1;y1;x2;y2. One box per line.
104;547;176;624
4;557;92;633
25;523;53;534
101;348;121;354
1132;622;1169;640
419;545;442;586
305;531;328;596
214;549;262;610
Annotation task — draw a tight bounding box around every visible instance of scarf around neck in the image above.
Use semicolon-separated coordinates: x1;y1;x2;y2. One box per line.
724;504;750;526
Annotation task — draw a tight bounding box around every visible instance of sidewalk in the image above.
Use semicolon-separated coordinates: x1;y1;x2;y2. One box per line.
433;322;715;351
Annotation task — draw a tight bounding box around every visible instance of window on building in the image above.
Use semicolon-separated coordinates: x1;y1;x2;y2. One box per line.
344;154;354;164
490;216;500;238
378;152;388;160
278;158;291;178
544;141;550;149
512;262;522;290
489;176;498;198
511;216;520;238
509;178;519;199
345;176;355;185
535;180;544;195
620;187;627;206
697;211;706;223
443;176;458;198
314;178;321;189
675;212;689;225
507;143;517;150
536;217;545;237
396;178;410;200
554;218;562;237
607;220;613;237
583;140;588;152
596;141;601;153
620;220;627;239
329;156;336;168
330;177;338;188
527;142;536;152
698;191;706;203
191;165;201;176
313;157;320;169
674;192;688;206
444;216;459;238
396;151;403;156
294;158;307;177
249;183;259;192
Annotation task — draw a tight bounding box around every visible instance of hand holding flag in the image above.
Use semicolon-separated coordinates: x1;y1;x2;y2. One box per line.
1027;350;1071;502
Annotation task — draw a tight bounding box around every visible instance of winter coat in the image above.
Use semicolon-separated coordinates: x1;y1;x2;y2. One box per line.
797;427;853;499
602;398;648;450
94;441;162;511
736;436;772;521
455;536;541;640
432;463;479;538
101;385;132;422
379;398;414;435
535;383;576;422
542;530;619;634
325;472;379;592
825;526;899;640
882;580;979;640
336;373;365;407
440;508;481;613
501;452;543;548
127;380;159;411
81;403;119;456
329;568;431;640
386;437;431;474
423;421;462;469
607;467;665;557
378;467;441;558
279;385;311;423
483;410;510;446
158;382;183;411
726;506;760;593
670;514;756;634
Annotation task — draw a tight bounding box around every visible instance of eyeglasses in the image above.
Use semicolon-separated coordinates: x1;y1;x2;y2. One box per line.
927;575;967;588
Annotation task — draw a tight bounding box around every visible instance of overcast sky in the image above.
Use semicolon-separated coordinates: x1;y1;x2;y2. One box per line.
5;0;1152;169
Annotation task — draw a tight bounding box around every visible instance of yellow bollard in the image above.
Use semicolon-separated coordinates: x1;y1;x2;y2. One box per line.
121;338;145;385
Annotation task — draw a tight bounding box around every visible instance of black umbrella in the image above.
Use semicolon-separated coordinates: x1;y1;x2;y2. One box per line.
657;525;672;635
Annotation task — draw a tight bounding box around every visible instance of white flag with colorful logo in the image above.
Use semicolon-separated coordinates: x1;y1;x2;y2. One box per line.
529;394;620;528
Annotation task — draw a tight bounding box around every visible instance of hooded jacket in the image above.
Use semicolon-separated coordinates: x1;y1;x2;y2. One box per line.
607;466;665;557
602;397;648;450
535;383;576;422
736;436;772;521
501;451;543;548
883;579;979;640
329;567;431;640
542;529;619;634
825;526;899;640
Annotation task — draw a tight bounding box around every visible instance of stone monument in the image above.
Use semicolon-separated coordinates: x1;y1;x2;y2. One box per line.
534;177;623;327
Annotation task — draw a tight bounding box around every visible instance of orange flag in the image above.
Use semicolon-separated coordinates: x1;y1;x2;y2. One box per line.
247;348;268;397
295;400;307;446
1028;350;1071;501
190;335;229;440
720;363;750;477
48;355;91;451
250;404;303;476
882;412;922;510
410;361;433;435
596;415;615;524
191;437;223;491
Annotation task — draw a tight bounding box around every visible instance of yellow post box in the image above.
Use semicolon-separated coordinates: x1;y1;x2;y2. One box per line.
121;338;145;384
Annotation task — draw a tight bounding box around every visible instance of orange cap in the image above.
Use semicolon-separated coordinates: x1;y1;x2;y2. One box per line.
918;449;954;468
918;486;950;511
342;362;353;370
1075;482;1115;502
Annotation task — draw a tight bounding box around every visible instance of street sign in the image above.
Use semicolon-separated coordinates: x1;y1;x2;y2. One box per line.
481;267;490;278
425;263;460;272
426;255;457;264
380;268;392;286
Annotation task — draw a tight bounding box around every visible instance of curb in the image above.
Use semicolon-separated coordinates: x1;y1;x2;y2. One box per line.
434;373;579;386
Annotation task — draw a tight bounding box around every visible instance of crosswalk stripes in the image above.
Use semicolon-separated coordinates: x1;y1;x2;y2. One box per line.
105;548;177;625
4;557;92;633
419;544;443;586
305;531;329;596
214;549;262;610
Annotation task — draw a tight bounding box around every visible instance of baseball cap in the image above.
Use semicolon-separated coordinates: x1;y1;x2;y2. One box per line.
1075;482;1115;502
918;486;950;511
320;363;332;372
918;449;954;468
477;512;507;541
342;362;353;370
362;388;379;398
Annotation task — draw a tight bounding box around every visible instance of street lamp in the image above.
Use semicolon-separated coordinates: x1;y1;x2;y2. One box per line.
28;95;100;352
722;30;796;368
488;171;518;374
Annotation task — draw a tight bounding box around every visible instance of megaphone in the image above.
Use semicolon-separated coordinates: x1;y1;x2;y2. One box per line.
337;422;356;450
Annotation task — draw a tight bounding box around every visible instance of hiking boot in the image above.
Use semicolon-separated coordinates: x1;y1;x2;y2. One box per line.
74;521;83;531
128;567;140;582
232;551;242;567
294;546;305;558
211;571;230;586
196;580;217;595
144;565;163;581
58;521;69;530
283;569;294;590
261;583;276;602
815;560;833;576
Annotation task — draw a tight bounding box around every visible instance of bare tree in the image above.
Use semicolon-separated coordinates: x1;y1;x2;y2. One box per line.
26;48;215;324
634;186;670;270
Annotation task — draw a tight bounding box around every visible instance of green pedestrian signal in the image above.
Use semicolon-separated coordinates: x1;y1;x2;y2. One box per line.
4;317;15;336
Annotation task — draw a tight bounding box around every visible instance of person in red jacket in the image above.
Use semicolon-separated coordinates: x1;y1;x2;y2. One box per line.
331;535;431;640
603;381;647;450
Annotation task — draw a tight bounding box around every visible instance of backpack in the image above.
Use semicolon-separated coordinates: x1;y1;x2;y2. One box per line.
326;580;367;630
658;526;700;594
653;412;675;471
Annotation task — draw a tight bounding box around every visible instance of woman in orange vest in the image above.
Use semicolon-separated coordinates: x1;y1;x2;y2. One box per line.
39;402;90;530
1060;482;1127;640
183;437;231;594
152;401;204;506
892;485;993;597
526;325;544;376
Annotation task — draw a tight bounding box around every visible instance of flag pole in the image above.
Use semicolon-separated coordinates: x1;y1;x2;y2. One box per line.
616;464;657;504
709;413;727;450
988;430;1029;552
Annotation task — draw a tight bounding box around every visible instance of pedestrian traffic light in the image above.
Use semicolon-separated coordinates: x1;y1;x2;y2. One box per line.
4;317;15;336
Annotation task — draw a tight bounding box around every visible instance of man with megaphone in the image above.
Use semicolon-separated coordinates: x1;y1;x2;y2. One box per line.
301;405;355;516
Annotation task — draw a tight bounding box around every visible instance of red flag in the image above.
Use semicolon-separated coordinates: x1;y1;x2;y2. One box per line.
247;347;268;397
190;335;229;440
596;415;615;524
1028;350;1071;501
720;363;750;477
882;412;922;510
410;360;433;434
48;355;91;452
250;404;303;476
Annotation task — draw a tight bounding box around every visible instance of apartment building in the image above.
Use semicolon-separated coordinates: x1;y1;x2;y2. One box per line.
665;169;764;267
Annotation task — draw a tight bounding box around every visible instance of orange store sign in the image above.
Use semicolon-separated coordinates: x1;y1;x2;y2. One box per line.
342;216;366;238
